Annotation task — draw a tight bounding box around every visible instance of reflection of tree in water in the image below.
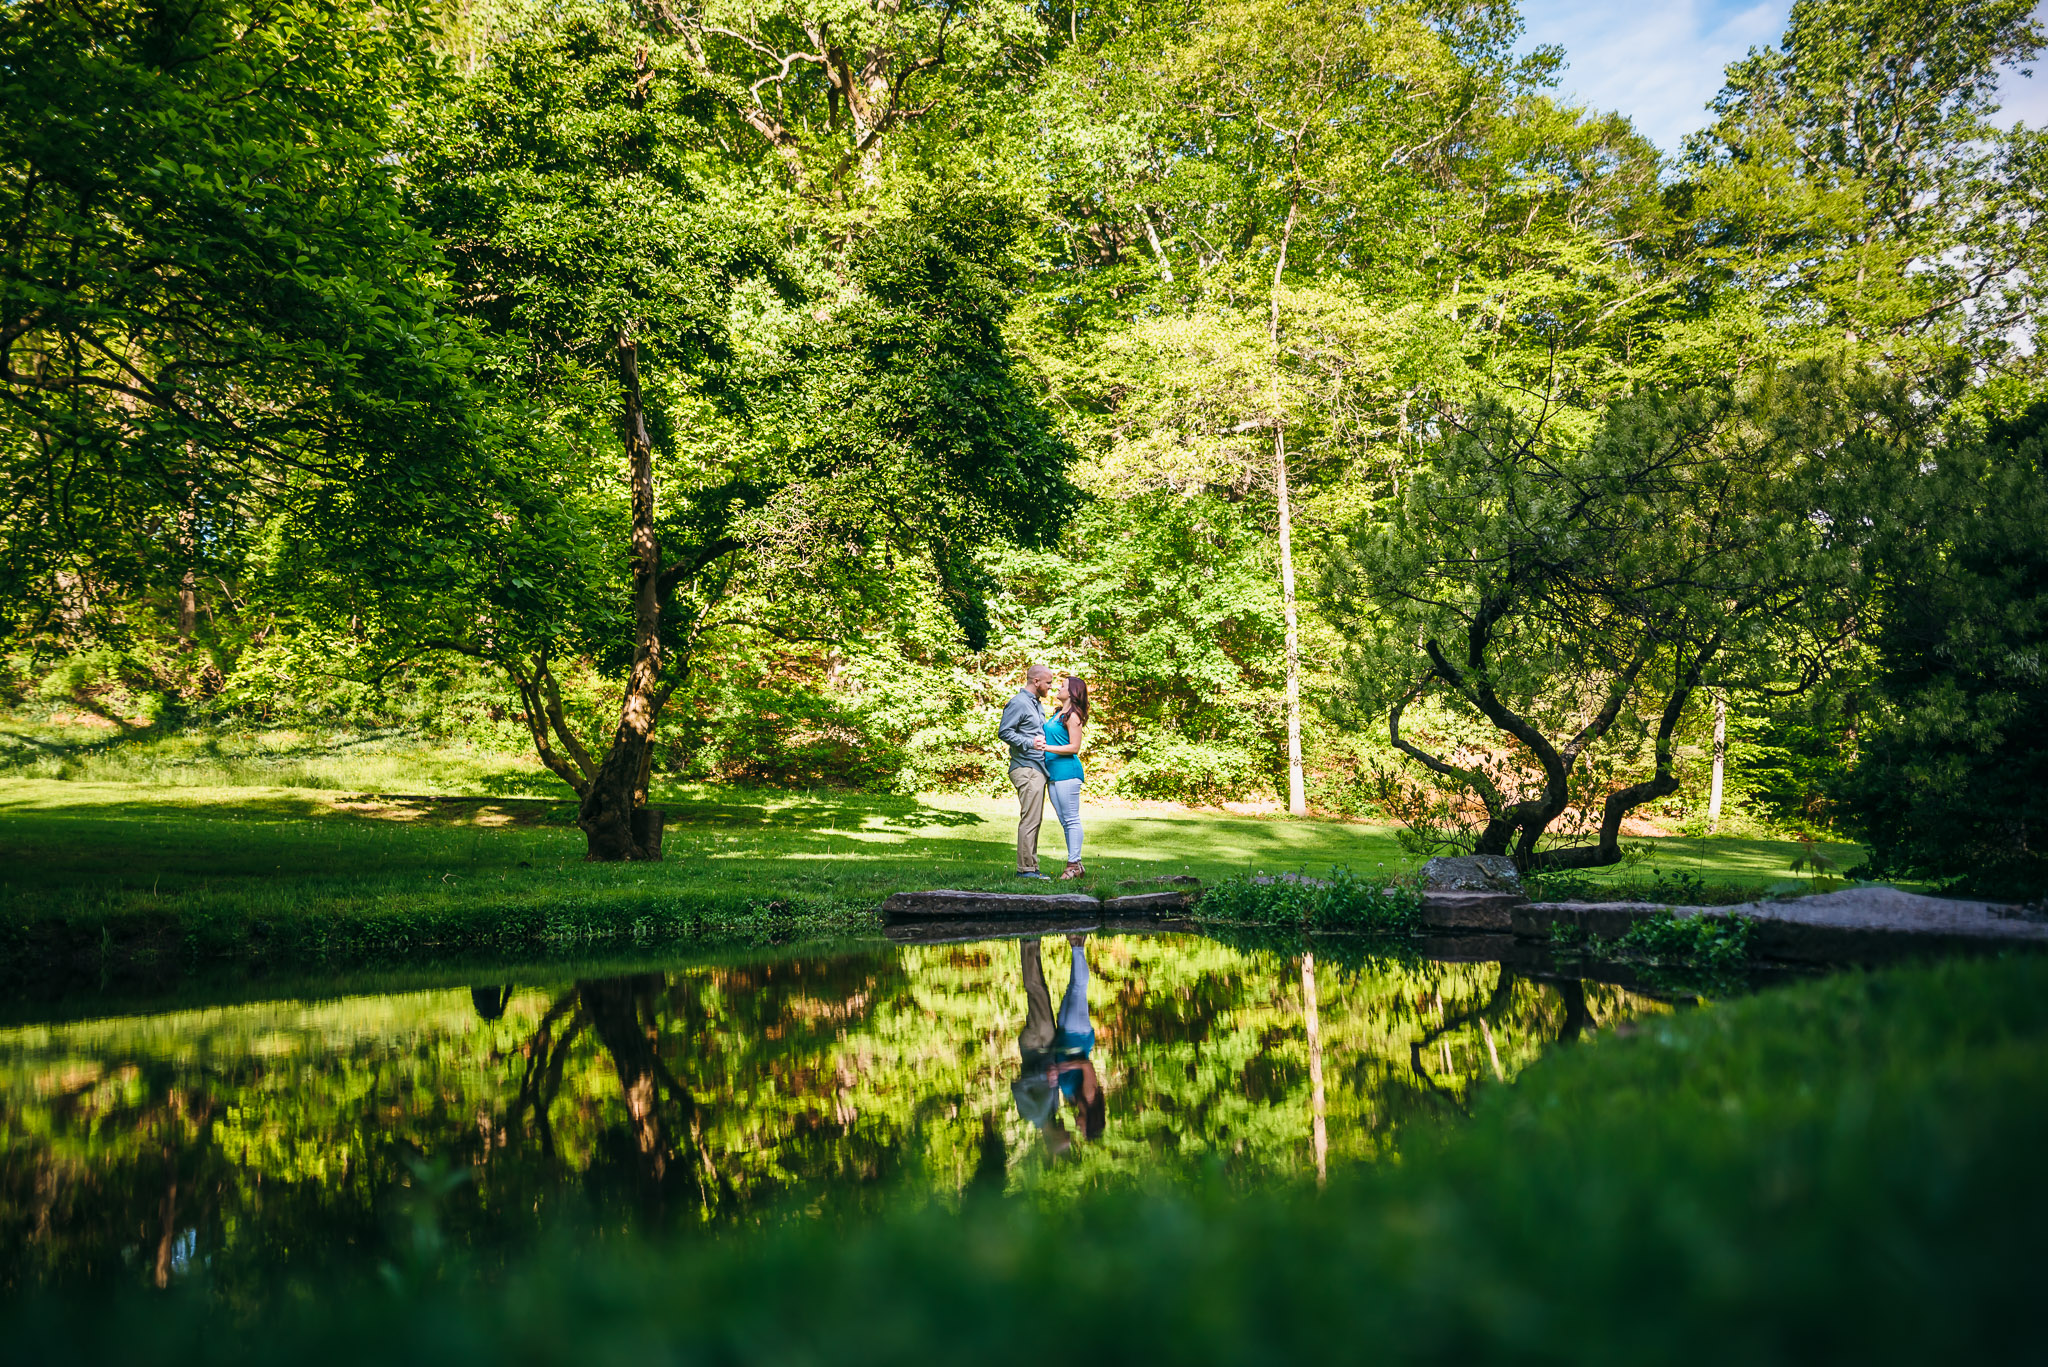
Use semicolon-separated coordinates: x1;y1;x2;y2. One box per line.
495;953;912;1228
0;953;912;1291
1403;968;1669;1117
0;1059;230;1291
506;974;727;1221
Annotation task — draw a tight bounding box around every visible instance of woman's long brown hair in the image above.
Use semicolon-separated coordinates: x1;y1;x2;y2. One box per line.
1061;675;1089;727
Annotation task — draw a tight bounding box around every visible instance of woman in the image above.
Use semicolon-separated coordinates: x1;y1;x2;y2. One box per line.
1041;675;1088;880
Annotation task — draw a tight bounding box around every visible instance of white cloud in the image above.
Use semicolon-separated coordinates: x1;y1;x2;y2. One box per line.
1518;0;1790;154
1520;0;2048;152
1991;61;2048;130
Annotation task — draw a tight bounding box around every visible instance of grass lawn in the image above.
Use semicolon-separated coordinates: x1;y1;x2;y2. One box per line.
0;723;1867;991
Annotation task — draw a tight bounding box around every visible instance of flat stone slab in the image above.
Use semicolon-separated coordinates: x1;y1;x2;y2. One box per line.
884;916;1193;946
1514;886;2048;963
882;890;1106;919
1421;890;1524;932
882;883;1197;922
1101;890;1196;915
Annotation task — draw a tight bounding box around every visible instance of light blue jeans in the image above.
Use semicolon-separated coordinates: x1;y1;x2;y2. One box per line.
1048;778;1083;864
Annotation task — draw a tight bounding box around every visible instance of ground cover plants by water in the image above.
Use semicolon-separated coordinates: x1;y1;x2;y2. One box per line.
1190;866;1422;933
4;952;2039;1364
1550;911;1761;978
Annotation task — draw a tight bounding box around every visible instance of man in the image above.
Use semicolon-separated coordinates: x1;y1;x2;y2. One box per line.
998;664;1055;878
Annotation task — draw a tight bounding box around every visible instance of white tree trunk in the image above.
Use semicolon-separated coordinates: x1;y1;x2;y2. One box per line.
1708;693;1727;832
1277;426;1306;815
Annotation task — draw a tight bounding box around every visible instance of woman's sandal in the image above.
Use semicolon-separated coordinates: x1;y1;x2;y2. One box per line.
1059;862;1085;880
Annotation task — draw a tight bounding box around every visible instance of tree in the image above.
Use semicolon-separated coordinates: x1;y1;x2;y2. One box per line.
389;11;1071;859
1323;367;1906;869
1838;401;2048;899
1685;0;2048;372
0;0;480;637
1020;0;1555;812
654;0;1046;197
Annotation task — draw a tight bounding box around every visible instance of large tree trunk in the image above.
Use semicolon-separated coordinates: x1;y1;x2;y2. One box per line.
176;485;198;652
579;335;665;861
1276;426;1307;815
1406;626;1707;872
1524;649;1714;871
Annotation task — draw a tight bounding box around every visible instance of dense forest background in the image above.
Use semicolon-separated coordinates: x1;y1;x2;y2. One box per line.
4;0;2044;889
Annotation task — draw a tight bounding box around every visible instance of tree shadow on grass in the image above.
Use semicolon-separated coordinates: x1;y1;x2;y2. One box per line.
1626;834;1867;885
656;793;983;834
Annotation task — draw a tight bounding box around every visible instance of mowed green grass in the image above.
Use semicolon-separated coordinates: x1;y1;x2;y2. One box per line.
0;724;1866;988
0;780;1414;919
0;778;1862;919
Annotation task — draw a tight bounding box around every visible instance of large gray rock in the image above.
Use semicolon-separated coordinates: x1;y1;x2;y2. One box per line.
1422;854;1523;893
1420;891;1523;932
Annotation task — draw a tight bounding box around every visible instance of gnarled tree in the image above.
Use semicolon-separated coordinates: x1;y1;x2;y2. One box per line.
352;12;1072;861
1324;367;1910;869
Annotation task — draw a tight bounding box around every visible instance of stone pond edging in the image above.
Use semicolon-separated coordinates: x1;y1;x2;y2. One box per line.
880;888;1198;920
1512;886;2048;963
879;881;2048;967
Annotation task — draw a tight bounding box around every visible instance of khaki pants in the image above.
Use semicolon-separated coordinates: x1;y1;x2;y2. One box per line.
1009;764;1048;872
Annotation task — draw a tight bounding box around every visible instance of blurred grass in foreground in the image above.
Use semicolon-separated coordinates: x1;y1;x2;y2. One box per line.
4;952;2038;1363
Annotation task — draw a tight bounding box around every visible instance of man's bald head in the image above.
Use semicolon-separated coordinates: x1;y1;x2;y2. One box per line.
1026;665;1055;697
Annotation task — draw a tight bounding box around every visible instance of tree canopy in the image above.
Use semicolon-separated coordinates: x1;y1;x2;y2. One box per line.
5;0;2046;885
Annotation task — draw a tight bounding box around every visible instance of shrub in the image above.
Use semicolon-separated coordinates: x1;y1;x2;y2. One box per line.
1110;733;1269;805
1612;911;1756;970
1193;865;1419;933
673;685;909;792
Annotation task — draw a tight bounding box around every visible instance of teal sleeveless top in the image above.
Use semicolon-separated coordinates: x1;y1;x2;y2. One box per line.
1044;713;1085;783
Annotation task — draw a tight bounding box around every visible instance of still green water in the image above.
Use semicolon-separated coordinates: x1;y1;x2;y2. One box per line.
0;932;1666;1292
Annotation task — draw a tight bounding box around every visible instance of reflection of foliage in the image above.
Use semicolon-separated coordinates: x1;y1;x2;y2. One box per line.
0;936;1663;1295
13;956;2041;1362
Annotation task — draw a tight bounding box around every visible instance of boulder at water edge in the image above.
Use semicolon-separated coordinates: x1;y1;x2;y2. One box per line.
1422;854;1524;894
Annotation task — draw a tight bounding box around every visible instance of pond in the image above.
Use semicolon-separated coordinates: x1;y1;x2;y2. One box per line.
0;929;1678;1295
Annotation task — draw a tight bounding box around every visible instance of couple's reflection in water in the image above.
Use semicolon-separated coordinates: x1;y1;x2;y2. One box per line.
1010;934;1104;1159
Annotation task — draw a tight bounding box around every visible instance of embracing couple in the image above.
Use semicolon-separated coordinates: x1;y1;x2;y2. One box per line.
997;664;1089;880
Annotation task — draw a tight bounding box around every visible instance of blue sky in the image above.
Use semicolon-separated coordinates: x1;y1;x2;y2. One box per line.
1518;0;2048;155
